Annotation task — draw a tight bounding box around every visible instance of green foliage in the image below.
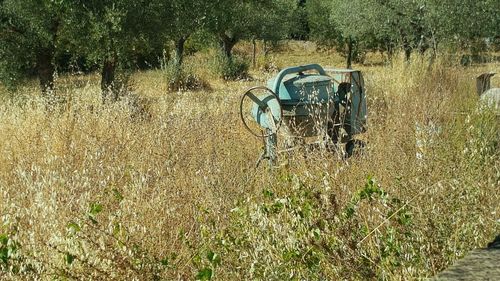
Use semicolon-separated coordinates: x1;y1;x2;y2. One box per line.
209;173;328;279
196;267;213;280
184;30;217;56
307;0;499;64
306;0;342;46
433;0;499;53
307;0;378;66
0;0;167;96
74;1;153;63
210;53;249;81
65;252;75;265
0;0;69;91
0;233;18;271
463;109;500;166
205;0;295;59
194;250;221;280
67;222;81;234
344;176;387;219
2;0;498;96
88;202;103;224
289;0;310;40
163;63;209;91
0;234;10;264
246;0;296;42
208;172;443;279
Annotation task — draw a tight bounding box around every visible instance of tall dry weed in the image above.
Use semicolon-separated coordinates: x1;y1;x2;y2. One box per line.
0;52;498;280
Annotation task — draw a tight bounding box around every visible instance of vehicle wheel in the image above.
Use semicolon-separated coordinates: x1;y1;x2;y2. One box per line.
345;139;366;158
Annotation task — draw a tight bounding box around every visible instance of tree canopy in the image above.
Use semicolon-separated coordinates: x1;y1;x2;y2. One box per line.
0;0;72;94
0;0;498;97
308;0;499;67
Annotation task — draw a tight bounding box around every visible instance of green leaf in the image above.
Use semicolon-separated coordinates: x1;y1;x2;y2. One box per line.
196;267;213;280
0;248;9;264
282;250;300;262
344;204;356;219
89;202;103;216
112;188;124;202
88;216;98;225
312;228;321;240
207;251;221;267
67;222;81;233
263;189;274;198
66;253;75;265
270;200;285;214
398;212;413;226
112;222;121;237
0;234;8;246
192;253;202;265
88;202;103;224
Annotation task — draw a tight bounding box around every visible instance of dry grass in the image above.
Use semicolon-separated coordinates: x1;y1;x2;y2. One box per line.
0;42;499;280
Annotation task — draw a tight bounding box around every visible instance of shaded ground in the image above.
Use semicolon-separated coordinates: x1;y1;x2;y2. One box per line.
434;235;500;280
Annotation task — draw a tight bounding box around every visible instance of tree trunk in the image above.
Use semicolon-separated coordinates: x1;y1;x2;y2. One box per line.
429;32;438;67
404;47;412;62
36;47;55;97
401;35;412;62
346;38;354;69
386;43;395;65
219;33;238;59
101;58;117;103
263;40;270;57
174;36;188;68
252;38;257;69
36;18;59;99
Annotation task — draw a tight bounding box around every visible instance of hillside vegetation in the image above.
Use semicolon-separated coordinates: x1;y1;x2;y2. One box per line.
0;43;499;280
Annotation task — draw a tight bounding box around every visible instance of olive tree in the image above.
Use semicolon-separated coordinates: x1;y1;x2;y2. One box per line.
162;0;209;68
67;0;166;101
207;0;295;60
0;0;73;96
308;0;441;66
431;0;499;58
308;0;378;68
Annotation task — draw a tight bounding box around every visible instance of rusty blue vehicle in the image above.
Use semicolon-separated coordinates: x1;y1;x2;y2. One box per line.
240;64;367;166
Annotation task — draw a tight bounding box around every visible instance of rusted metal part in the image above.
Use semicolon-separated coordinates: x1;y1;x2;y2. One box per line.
240;64;368;166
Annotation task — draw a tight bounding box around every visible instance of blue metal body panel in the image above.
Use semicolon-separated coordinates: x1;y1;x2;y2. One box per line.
325;68;367;135
250;64;367;137
250;93;282;130
267;64;332;104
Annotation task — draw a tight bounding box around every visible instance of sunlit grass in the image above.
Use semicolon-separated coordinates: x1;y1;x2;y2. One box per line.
0;42;498;280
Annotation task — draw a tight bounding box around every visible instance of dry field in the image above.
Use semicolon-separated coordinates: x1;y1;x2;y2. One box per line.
0;43;499;280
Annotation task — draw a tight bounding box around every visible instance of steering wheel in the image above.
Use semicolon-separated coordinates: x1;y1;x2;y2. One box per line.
240;86;283;138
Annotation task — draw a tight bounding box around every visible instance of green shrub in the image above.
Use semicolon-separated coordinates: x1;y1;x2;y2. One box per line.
211;53;249;81
163;63;209;92
184;30;217;56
